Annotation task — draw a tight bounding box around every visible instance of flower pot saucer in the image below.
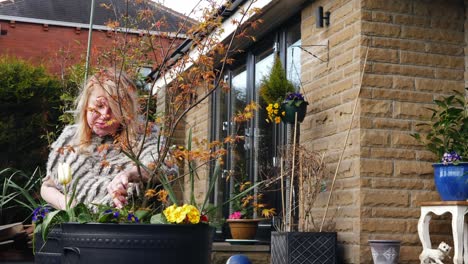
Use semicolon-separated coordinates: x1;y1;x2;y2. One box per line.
225;239;260;245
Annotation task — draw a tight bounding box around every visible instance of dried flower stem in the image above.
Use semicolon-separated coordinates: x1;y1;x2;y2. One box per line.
287;113;298;231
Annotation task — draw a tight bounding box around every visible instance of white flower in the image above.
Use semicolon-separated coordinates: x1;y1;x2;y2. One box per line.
57;162;72;185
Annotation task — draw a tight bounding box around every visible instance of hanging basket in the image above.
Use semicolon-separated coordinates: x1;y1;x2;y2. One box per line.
281;101;308;124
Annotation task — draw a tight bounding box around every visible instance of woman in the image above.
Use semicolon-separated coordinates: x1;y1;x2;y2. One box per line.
41;68;172;210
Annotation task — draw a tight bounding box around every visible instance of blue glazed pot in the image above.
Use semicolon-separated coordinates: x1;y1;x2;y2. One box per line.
433;162;468;201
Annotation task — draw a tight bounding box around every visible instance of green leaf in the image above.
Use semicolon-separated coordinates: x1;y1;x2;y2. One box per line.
150;213;168;224
97;212;114;223
135;209;149;222
73;203;91;223
41;210;68;241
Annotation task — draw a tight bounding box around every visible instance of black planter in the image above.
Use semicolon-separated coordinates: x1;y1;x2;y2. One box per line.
60;223;214;264
35;227;62;264
282;101;308;124
271;231;337;264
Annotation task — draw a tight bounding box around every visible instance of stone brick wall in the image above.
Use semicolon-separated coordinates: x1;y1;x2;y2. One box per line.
301;0;362;262
182;95;211;203
301;0;466;263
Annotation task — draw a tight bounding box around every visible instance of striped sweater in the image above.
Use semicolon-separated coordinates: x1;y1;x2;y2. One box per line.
45;125;169;208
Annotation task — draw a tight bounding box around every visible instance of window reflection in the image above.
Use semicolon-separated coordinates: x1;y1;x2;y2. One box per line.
287;39;301;89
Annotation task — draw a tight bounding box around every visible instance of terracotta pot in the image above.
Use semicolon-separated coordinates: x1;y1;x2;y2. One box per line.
226;219;262;240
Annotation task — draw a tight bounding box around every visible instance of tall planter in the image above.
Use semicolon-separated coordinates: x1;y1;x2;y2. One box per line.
433;162;468;201
37;223;214;264
271;232;337;264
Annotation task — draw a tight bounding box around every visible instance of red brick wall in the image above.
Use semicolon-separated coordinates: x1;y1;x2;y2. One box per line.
0;20;176;75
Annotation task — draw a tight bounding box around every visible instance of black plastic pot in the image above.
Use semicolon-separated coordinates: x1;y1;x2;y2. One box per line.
60;223;214;264
281;101;308;124
35;227;62;264
271;231;337;264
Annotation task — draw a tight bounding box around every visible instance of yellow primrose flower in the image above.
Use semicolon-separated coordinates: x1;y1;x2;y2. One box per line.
275;116;281;123
183;204;200;224
273;103;279;108
163;204;177;223
173;206;186;223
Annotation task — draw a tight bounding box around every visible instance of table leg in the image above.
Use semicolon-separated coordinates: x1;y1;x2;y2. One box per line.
451;207;464;264
417;209;432;249
464;219;467;264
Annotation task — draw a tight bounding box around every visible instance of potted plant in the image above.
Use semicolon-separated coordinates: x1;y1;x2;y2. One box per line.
225;180;275;240
271;144;338;264
411;89;468;200
281;92;309;124
260;56;309;124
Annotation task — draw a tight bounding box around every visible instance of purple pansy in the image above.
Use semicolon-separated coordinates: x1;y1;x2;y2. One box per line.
127;213;139;223
442;151;462;165
285;92;305;101
32;205;50;222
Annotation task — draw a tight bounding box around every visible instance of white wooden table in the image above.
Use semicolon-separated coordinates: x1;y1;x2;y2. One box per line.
417;201;468;264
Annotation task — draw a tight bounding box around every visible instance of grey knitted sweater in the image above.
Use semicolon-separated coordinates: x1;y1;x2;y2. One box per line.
45;125;168;208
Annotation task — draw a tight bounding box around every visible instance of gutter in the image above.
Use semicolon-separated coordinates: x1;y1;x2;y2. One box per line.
0;15;187;38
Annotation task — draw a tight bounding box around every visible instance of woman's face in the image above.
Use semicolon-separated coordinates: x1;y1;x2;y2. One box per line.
86;87;120;137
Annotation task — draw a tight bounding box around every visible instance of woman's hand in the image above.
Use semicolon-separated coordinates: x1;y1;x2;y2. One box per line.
107;166;148;208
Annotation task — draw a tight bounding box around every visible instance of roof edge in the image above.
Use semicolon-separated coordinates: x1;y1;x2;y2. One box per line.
151;2;198;25
0;15;188;38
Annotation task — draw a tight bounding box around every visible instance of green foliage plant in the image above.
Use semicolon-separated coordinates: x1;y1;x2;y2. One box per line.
0;167;45;224
259;56;295;104
411;88;468;162
0;56;63;172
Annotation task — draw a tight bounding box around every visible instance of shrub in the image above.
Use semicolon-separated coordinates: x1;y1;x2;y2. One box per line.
0;56;62;173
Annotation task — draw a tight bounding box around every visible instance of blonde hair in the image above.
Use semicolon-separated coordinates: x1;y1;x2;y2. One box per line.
75;68;140;150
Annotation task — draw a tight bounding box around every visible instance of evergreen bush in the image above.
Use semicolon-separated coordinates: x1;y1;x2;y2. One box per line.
0;56;62;173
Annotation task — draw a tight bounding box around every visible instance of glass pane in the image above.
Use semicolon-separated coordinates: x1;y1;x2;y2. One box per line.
287;39;301;89
254;51;275;187
230;67;249;196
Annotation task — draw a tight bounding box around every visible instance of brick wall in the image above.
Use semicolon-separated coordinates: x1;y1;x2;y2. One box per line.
182;95;211;203
301;0;362;262
301;0;465;263
0;20;174;75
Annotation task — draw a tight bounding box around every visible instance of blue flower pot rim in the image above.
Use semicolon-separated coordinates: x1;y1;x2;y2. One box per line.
432;162;468;167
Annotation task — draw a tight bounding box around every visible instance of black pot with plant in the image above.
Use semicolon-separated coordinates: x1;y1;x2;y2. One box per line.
282;92;309;124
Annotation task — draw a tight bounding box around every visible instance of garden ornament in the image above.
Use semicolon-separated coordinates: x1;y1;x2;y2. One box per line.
226;254;252;264
419;242;451;264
